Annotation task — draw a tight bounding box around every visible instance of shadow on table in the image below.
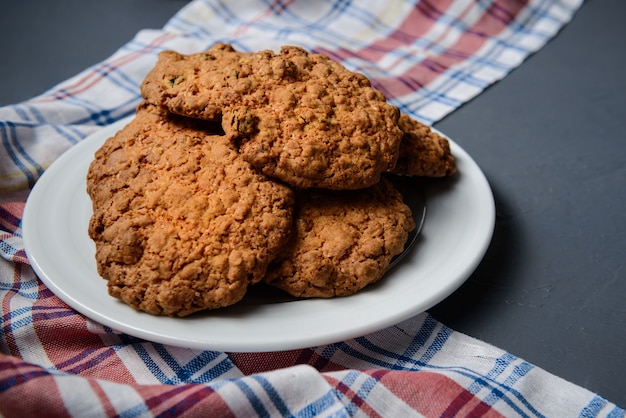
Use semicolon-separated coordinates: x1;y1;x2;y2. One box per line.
429;180;525;329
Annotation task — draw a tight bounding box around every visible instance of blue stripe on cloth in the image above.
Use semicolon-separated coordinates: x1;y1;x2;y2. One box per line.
47;88;138;127
169;0;394;52
346;369;381;416
416;316;453;364
393;0;583;123
188;351;234;383
233;378;271;417
0;118;87;144
1;306;33;336
31;305;78;322
1;304;77;349
58;348;119;375
250;374;292;416
579;396;609;418
109;331;237;385
10;105;35;124
0;367;51;391
96;62;144;95
85;107;137;127
13;103;82;145
154;345;212;385
88;108;127;127
117;403;151;418
319;319;548;417
38;39;166;126
313;315;447;372
166;16;216;41
608;406;626;418
502;361;534;388
390;314;452;369
18;105;83;145
0;122;43;187
294;389;346;418
438;364;546;417
394;58;509;123
331;370;362;416
113;340;174;384
466;356;540;418
0;240;21;259
119;35;175;55
0;272;38;300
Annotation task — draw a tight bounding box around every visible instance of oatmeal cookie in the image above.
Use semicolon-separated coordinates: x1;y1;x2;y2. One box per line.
141;43;403;190
392;114;456;177
87;103;294;317
263;177;415;298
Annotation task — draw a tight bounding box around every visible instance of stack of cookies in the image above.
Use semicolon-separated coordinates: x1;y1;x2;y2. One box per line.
86;43;456;317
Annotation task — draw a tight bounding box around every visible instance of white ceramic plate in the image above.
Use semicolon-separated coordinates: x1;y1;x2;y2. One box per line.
22;117;495;352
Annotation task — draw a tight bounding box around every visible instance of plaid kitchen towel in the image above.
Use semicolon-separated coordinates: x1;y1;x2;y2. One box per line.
2;0;624;416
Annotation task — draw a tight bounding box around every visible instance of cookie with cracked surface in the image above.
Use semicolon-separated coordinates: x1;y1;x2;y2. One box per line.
86;103;294;317
141;43;403;190
263;177;416;298
392;113;456;177
140;43;246;121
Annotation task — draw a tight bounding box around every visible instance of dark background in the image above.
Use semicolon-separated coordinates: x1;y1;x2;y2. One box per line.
2;0;624;407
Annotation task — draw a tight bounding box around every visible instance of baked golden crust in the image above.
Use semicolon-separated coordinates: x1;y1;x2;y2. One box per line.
392;114;456;177
141;43;403;190
86;103;294;317
263;177;415;298
87;44;459;315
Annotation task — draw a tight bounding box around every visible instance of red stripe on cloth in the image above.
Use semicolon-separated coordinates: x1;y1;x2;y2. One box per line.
0;203;28;264
315;0;452;65
31;32;179;103
1;279;136;383
361;0;456;63
442;386;496;418
229;350;303;375
0;202;25;232
1;264;38;356
299;349;345;372
89;379;119;417
6;246;29;265
35;319;138;383
1;353;235;417
324;375;383;418
320;0;528;100
139;384;235;417
369;369;504;418
229;348;345;375
0;354;71;418
0;286;19;356
309;0;451;91
232;0;296;37
4;292;60;342
0;206;136;384
382;0;529;98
